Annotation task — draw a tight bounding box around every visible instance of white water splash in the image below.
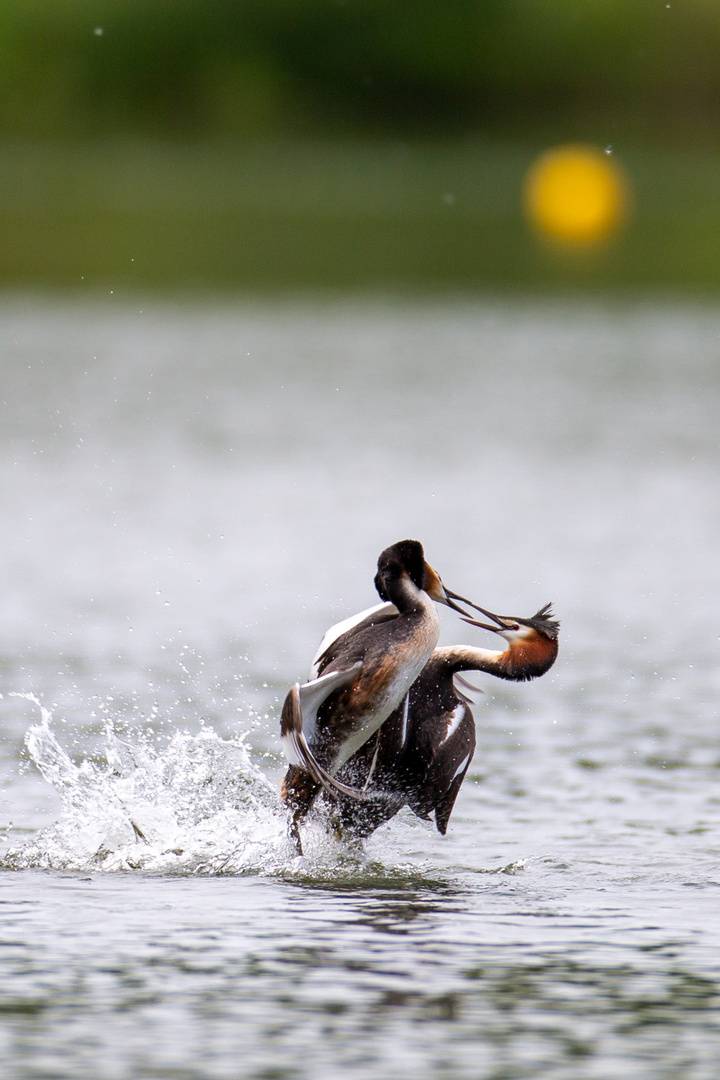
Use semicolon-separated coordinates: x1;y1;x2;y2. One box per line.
4;696;298;874
1;699;519;886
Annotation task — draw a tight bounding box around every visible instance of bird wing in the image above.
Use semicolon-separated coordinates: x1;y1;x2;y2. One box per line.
309;602;398;679
433;752;473;835
406;702;476;833
280;664;369;803
296;664;361;747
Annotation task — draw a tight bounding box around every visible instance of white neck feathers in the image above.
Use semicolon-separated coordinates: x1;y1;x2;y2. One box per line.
433;644;507;673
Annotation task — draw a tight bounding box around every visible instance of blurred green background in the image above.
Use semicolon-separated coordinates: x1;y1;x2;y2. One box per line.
2;0;720;292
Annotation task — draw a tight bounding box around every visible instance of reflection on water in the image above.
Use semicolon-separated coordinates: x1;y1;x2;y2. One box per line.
0;296;720;1078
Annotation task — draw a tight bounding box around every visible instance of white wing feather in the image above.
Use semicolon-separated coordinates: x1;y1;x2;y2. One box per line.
281;666;368;802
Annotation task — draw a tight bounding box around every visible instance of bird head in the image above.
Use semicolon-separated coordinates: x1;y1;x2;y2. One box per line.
461;602;559;680
374;539;479;615
462;601;559;643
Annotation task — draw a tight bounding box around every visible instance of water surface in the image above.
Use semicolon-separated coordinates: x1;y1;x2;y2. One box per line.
0;296;719;1078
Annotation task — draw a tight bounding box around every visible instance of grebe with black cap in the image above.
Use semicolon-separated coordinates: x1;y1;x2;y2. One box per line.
279;539;478;852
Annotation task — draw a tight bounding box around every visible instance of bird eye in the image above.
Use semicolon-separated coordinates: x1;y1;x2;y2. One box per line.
511;623;520;631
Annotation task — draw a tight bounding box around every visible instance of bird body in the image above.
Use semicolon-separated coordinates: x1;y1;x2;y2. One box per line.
279;539;477;851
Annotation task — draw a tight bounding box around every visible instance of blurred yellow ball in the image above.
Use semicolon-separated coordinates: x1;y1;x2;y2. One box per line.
523;145;630;246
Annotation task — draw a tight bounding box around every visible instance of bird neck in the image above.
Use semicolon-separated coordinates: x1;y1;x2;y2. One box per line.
385;574;434;616
434;644;506;674
435;636;558;682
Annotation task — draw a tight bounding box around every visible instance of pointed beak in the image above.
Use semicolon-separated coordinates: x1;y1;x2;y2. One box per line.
442;587;481;617
423;566;479;616
459;604;509;633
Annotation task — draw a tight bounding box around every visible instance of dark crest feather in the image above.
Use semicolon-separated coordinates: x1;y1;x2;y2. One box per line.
527;603;560;640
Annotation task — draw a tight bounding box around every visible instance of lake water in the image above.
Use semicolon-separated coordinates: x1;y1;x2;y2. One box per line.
0;295;719;1079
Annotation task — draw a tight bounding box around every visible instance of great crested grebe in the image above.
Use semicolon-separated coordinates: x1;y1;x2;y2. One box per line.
331;603;559;839
280;539;477;852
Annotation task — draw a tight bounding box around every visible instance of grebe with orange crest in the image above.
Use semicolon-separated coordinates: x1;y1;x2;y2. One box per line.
331;603;560;839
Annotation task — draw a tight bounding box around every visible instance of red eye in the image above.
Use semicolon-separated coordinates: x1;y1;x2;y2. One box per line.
511;624;520;631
